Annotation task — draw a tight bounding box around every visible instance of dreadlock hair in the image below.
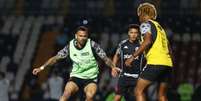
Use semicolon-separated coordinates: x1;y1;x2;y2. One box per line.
137;2;157;20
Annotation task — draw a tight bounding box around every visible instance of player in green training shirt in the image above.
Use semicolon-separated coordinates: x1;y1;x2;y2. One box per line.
32;26;120;101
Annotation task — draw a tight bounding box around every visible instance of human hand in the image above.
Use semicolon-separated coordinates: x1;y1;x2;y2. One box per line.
125;56;135;67
111;67;122;77
32;66;44;75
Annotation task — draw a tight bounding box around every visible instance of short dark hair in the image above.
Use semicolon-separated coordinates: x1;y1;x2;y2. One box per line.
76;26;89;34
128;24;139;32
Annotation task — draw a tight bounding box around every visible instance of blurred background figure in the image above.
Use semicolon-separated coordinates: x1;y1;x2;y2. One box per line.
177;81;194;101
47;69;63;101
0;71;10;101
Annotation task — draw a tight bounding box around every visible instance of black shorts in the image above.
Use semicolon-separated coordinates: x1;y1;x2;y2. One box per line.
69;77;97;89
115;82;136;100
140;65;172;83
116;84;135;95
115;77;137;100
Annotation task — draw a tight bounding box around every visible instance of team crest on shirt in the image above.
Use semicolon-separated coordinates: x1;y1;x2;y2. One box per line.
81;52;89;56
140;22;151;35
124;54;132;59
135;47;139;51
124;46;128;49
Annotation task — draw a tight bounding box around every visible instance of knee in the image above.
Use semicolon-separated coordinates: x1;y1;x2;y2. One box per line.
61;90;71;99
135;87;143;96
158;91;166;98
158;94;167;101
86;91;96;99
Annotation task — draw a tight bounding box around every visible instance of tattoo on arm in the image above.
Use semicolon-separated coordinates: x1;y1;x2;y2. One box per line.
91;40;116;68
42;56;62;69
104;57;115;68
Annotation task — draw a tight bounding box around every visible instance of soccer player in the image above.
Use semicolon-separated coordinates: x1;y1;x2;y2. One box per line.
112;24;143;101
125;3;173;101
32;26;120;101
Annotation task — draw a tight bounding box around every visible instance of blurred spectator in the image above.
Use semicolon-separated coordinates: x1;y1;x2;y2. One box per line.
177;82;194;101
47;69;63;101
0;71;10;101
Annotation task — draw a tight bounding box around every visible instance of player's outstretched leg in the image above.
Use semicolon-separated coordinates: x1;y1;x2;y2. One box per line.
84;83;97;101
135;78;151;101
60;81;79;101
158;83;168;101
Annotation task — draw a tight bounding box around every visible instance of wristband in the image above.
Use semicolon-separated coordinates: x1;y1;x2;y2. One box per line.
40;66;45;70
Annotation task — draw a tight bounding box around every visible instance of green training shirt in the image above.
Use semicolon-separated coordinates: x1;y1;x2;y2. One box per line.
69;39;99;79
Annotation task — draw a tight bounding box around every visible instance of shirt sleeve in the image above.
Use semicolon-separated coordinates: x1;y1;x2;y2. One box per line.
115;47;120;55
140;22;151;36
56;45;69;59
91;40;107;60
115;39;127;55
115;43;122;55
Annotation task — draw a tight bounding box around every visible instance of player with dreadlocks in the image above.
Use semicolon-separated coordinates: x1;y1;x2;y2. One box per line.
125;2;173;101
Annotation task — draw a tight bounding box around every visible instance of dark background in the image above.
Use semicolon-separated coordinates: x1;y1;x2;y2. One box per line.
0;0;200;101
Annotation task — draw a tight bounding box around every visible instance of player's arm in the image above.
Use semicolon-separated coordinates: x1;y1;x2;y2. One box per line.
32;45;69;75
91;41;121;76
132;32;152;59
112;49;120;67
112;46;121;77
125;22;152;67
113;42;123;67
91;41;115;68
